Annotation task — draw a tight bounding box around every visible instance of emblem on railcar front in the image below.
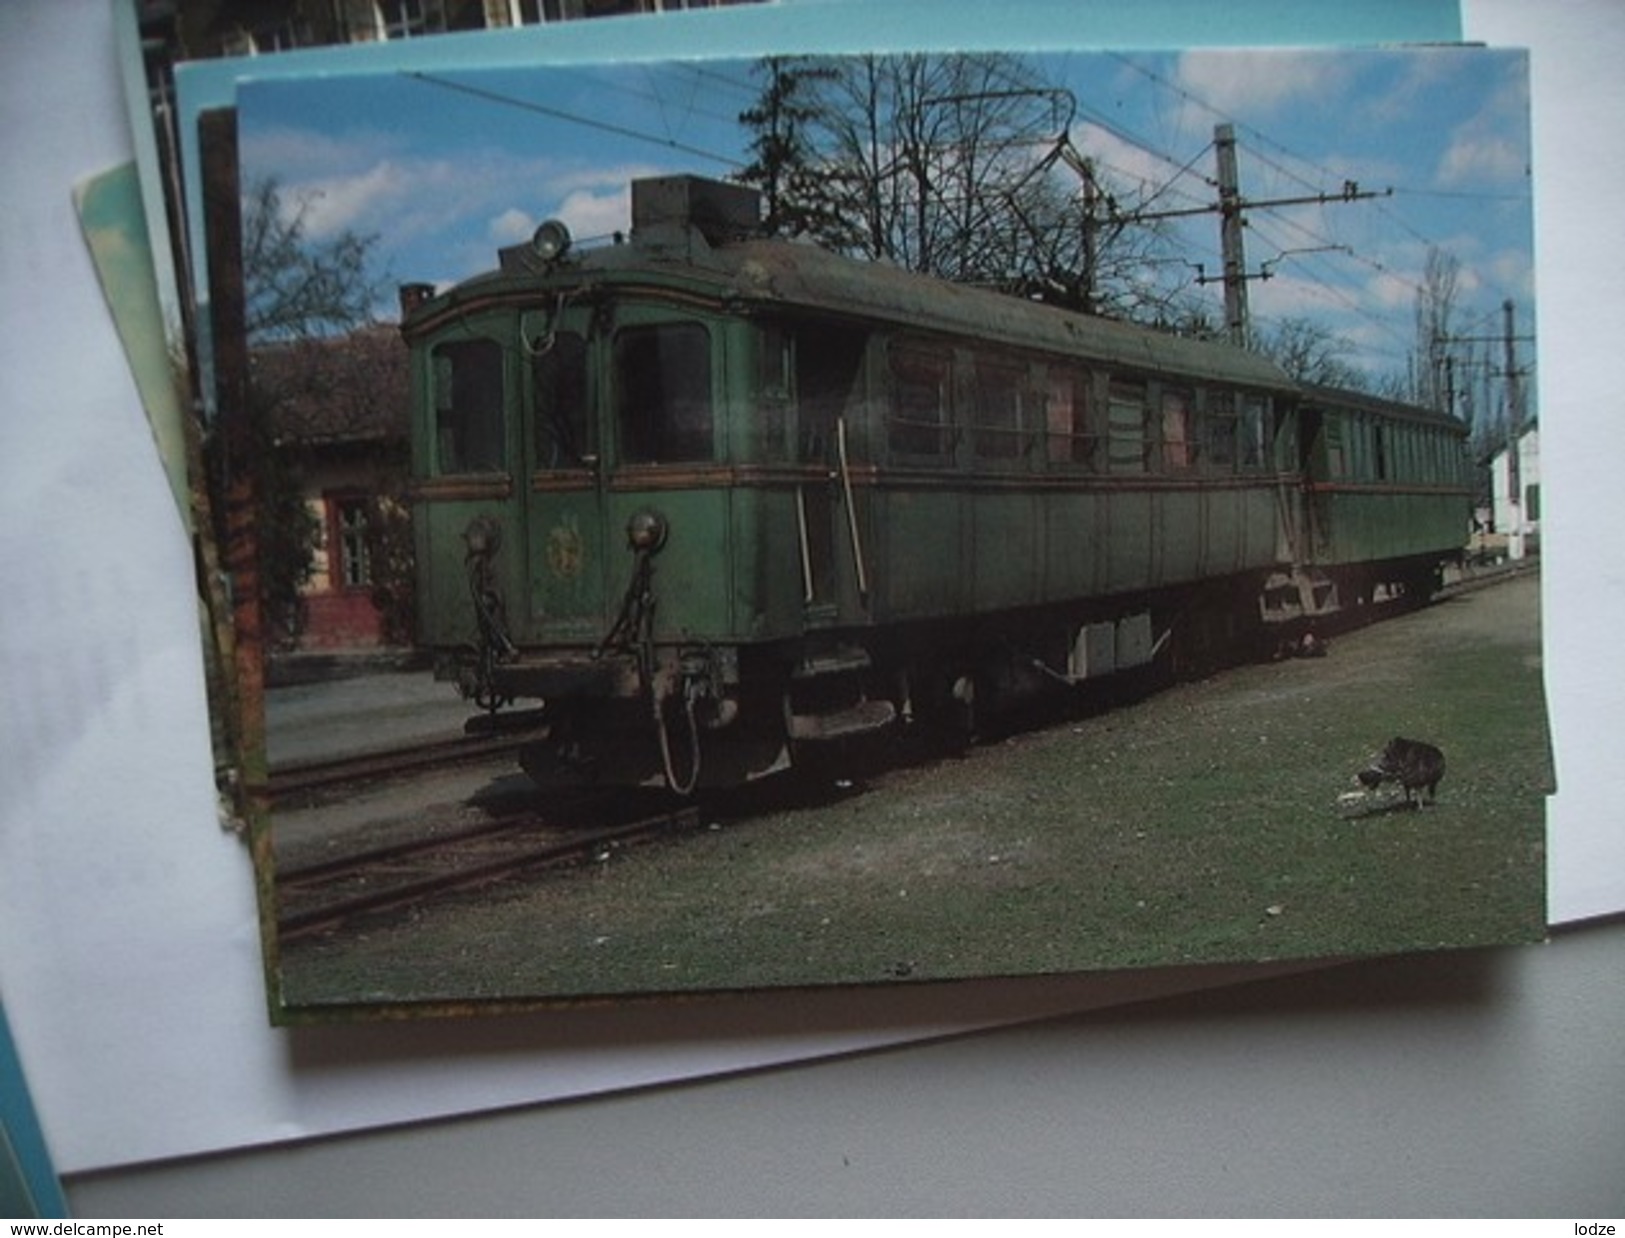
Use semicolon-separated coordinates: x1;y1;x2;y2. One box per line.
546;523;584;579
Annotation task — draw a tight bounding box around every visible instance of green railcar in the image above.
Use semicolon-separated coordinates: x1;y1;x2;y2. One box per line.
400;174;1468;792
1294;385;1474;607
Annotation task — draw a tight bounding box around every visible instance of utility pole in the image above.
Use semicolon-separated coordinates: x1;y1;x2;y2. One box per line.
1123;124;1390;345
1440;303;1533;557
1056;141;1100;315
1214;124;1249;345
1503;297;1524;559
1081;156;1099;316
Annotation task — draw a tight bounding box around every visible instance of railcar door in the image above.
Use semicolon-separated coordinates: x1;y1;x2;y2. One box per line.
1298;405;1335;558
602;306;731;641
521;308;610;644
791;323;869;624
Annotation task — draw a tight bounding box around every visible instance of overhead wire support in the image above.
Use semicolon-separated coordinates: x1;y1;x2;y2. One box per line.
1111;123;1390;344
1110;173;1390;222
1189;245;1352;285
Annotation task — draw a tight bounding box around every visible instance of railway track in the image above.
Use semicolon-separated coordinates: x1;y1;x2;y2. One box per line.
267;719;541;805
276;795;698;942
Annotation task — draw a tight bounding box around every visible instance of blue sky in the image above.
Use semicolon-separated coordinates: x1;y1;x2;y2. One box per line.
237;45;1533;394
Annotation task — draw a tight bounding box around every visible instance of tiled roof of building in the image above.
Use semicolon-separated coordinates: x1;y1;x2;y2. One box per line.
251;325;409;446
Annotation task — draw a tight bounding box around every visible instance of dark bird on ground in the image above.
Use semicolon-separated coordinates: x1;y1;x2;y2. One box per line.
1356;737;1446;806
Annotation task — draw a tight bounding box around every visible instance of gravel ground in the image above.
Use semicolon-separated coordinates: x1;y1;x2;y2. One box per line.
275;570;1549;1014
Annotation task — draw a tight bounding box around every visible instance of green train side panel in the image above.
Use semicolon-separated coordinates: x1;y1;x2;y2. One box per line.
1317;490;1469;567
874;488;968;621
728;484;805;641
970;490;1043;611
1157;488;1203;583
1259;486;1293;566
869;480;1290;628
1202;486;1244;578
1041;490;1104;601
1103;489;1154;594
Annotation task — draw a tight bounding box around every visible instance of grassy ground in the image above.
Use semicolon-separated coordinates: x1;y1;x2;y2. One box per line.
279;570;1549;1011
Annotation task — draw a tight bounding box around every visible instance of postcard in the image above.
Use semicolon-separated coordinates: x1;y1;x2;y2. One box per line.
182;45;1551;1018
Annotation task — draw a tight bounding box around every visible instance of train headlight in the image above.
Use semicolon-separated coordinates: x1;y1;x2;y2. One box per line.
531;219;572;264
626;509;668;553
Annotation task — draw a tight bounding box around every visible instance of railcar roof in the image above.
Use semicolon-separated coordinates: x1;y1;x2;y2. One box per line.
407;226;1299;394
1299;382;1469;432
726;238;1298;392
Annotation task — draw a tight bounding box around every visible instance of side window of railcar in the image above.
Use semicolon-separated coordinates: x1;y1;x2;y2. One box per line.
888;344;952;459
1046;366;1094;468
756;322;791;461
971;355;1026;460
431;338;506;474
1348;414;1366;480
1205;389;1237;472
615;322;713;464
532;331;589;468
789;323;868;464
1323;413;1347;478
1240;394;1268;471
1107;380;1148;474
1161;386;1194;472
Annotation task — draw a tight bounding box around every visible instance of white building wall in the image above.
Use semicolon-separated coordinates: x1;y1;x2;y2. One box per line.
1491;425;1540;558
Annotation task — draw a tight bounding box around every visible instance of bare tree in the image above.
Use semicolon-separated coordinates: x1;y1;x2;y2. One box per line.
738;53;1188;320
242;176;381;344
1254;316;1369;389
1411;247;1461;413
737;57;853;243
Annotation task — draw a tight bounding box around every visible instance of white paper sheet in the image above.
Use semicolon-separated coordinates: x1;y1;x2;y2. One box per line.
3;0;1617;1179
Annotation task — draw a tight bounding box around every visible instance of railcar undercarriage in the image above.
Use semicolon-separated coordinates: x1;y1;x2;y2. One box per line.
447;545;1455;795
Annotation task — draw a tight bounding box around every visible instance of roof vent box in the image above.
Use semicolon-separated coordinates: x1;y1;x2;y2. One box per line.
631;176;762;245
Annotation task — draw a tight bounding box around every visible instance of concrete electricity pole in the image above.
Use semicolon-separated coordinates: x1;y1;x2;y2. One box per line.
1503;297;1524;558
1214;124;1249;345
1123;124;1389;345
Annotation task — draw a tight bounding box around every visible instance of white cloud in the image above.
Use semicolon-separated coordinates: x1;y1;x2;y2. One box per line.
1438;132;1526;186
483;162;667;252
556;187;631;241
1252;271;1343;320
1435;56;1530;189
1488;248;1536;302
239;124;402;181
288;160;413;239
1368;269;1418;311
1172;51;1354;123
1070;120;1208;203
489;207;537;246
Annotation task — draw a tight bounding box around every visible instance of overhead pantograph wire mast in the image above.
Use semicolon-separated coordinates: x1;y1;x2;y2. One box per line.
1108;123;1392;345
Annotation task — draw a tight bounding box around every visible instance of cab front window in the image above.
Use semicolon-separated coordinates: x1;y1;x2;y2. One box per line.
533;331;590;467
430;338;505;474
615;322;713;463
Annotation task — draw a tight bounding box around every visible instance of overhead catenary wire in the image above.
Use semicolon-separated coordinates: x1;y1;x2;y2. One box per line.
1104;49;1533;316
402;69;745;170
